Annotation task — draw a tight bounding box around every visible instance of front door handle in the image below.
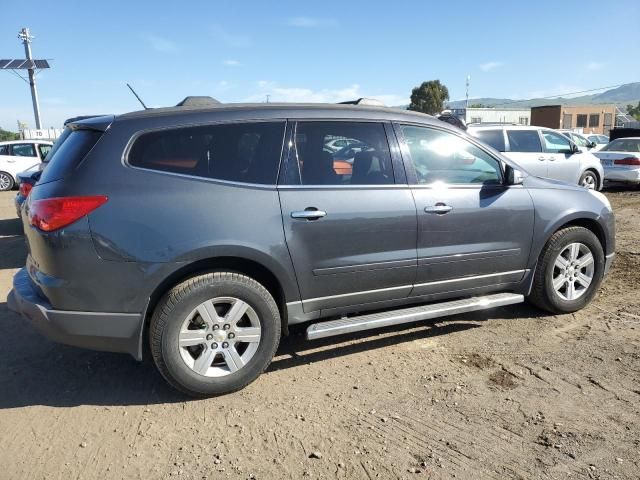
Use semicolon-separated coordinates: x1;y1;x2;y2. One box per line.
291;208;327;220
424;204;453;215
538;156;546;161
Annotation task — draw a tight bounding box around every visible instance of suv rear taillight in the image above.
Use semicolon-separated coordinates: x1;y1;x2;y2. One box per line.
19;183;32;198
614;157;640;166
28;196;108;232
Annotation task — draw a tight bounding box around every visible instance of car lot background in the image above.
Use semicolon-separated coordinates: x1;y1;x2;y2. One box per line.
0;189;638;480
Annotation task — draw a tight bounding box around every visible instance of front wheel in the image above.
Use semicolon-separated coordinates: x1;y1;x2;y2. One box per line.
528;226;604;314
0;172;15;191
150;272;281;397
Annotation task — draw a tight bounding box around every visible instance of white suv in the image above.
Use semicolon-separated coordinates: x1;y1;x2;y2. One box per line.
468;126;604;190
0;140;52;191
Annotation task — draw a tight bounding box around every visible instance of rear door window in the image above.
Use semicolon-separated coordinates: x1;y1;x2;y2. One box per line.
38;129;103;184
283;121;394;185
11;143;37;157
506;130;542;153
471;129;505;151
128;122;285;185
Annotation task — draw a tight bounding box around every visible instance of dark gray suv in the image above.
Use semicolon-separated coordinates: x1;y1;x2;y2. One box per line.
8;100;615;397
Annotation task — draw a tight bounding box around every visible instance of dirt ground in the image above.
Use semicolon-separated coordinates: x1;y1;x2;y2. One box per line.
0;189;638;480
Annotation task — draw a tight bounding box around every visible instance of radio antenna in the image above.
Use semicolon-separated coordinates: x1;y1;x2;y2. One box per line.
126;83;149;110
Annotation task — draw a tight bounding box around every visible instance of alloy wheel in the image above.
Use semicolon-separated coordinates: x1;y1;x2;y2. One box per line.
552;242;595;301
0;173;12;191
581;173;597;190
178;297;261;377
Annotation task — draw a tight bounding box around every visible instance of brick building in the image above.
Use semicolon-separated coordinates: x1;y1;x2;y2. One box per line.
530;104;617;135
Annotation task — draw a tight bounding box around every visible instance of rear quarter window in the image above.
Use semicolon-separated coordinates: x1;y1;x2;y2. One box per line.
128;121;285;185
38;128;102;184
471;130;505;151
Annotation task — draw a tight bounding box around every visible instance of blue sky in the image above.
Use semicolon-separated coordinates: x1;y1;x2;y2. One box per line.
1;0;639;129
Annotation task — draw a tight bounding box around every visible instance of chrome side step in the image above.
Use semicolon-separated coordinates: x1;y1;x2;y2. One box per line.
305;293;524;340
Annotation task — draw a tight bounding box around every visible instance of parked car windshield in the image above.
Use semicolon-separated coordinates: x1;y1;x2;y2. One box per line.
600;139;640;152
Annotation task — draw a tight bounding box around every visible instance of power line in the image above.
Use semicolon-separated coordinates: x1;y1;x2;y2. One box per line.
490;82;638;107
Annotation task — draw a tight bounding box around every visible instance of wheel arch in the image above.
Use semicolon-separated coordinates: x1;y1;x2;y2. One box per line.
138;254;298;361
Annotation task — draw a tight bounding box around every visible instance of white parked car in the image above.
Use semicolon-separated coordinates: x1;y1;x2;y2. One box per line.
557;130;597;152
468;125;604;190
0;140;52;191
586;134;609;151
593;137;640;185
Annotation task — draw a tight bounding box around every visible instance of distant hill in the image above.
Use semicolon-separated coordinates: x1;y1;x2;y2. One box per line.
444;82;640;109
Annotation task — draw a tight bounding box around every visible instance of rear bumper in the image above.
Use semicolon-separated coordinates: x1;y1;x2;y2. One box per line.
8;268;144;360
603;167;640;183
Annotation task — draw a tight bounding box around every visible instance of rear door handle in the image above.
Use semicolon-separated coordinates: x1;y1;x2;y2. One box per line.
538;156;546;161
291;208;327;220
424;204;453;214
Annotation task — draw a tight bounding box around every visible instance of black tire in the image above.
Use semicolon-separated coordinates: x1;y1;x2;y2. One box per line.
579;169;599;190
150;272;281;397
528;226;604;314
0;171;15;191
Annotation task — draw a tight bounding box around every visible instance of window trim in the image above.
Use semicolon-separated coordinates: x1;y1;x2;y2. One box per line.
277;119;401;188
122;118;288;189
395;122;506;188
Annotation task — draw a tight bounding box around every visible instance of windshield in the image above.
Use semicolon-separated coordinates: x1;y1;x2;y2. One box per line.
601;139;640;153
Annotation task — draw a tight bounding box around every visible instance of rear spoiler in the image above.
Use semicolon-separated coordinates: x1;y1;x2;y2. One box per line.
66;115;114;132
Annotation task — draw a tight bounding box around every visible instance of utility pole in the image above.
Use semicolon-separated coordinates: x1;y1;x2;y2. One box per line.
465;75;470;110
265;94;271;103
18;28;42;129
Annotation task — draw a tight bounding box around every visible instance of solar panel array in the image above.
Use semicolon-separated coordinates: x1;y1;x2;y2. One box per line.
0;59;50;69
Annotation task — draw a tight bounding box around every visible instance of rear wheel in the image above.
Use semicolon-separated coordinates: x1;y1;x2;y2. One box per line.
0;172;14;191
579;170;599;190
528;226;604;314
150;272;281;397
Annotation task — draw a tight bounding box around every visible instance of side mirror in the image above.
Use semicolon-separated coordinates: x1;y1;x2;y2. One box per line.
589;141;597;149
570;143;580;154
504;163;525;185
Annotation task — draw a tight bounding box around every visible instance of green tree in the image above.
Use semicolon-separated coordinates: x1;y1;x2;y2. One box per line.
408;80;449;115
0;128;20;141
469;103;485;108
627;101;640;120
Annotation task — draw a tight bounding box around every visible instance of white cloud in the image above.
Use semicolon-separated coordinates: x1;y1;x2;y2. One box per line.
243;81;407;106
587;61;604;71
141;34;178;53
286;16;338;28
479;61;503;72
210;25;251;48
223;59;241;66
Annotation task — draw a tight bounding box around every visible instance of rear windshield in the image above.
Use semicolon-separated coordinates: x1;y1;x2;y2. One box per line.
38;128;102;184
600;138;640;153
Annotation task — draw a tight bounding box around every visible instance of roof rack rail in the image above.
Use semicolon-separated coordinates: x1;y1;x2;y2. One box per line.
176;96;221;107
338;98;386;107
467;122;519;126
